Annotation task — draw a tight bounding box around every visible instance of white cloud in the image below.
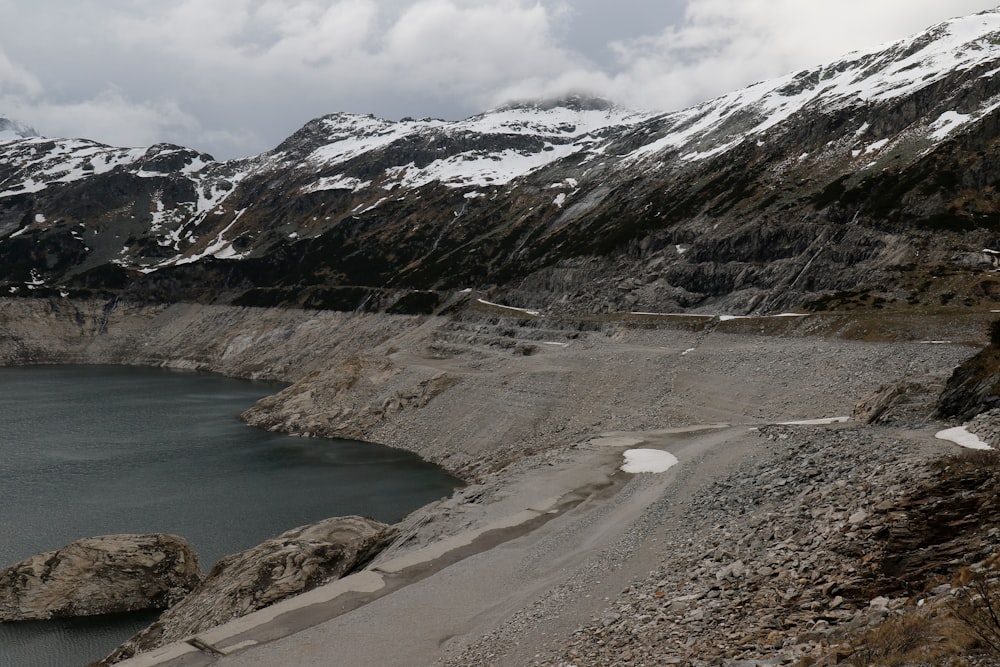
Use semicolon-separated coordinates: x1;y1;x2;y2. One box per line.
378;0;579;102
0;50;42;97
2;86;199;147
0;0;998;157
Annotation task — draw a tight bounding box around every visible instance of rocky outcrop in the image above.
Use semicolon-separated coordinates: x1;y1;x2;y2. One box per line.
854;381;926;424
102;516;393;664
0;534;200;621
936;344;1000;421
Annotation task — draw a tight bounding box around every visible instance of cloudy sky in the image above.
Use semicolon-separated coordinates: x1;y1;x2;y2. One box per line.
1;0;997;158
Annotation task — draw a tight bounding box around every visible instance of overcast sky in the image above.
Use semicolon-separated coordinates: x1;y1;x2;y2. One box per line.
1;1;997;159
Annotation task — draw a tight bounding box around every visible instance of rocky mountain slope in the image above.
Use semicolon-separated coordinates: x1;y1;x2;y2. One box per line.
6;11;1000;315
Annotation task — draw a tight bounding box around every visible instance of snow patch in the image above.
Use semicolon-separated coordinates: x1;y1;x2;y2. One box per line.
936;426;993;450
301;175;371;193
930;110;971;139
621;449;679;474
476;298;540;316
866;139;890;153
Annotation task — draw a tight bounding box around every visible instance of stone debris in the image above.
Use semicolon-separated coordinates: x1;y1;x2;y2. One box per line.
966;408;1000;448
504;425;1000;667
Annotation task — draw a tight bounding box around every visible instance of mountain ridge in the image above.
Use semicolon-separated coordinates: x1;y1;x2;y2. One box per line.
4;10;1000;315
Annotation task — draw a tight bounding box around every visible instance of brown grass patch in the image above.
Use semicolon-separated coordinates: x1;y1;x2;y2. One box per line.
848;609;977;666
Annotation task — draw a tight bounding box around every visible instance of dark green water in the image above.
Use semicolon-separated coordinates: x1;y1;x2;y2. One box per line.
0;365;461;667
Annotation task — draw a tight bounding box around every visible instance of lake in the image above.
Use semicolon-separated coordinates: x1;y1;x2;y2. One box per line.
0;365;461;667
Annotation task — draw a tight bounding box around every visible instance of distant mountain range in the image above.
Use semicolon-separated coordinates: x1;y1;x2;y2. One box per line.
5;9;1000;315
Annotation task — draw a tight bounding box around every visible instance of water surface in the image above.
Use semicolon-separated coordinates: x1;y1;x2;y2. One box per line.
0;365;461;667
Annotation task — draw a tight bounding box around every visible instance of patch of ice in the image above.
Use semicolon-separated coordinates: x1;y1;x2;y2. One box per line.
553;193;566;208
936;426;993;450
621;449;679;474
681;348;696;356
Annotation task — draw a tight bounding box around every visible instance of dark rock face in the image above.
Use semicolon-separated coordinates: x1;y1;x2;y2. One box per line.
937;345;1000;420
0;534;201;621
102;516;393;664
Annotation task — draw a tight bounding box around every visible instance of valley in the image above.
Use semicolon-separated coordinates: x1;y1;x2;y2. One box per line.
6;7;1000;665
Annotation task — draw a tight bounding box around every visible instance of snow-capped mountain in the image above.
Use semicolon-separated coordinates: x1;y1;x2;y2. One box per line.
4;9;1000;315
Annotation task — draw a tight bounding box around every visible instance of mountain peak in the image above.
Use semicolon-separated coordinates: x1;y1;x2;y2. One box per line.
495;94;618;114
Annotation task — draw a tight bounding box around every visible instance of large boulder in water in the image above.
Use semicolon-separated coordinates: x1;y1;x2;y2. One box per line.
0;534;201;621
103;515;393;663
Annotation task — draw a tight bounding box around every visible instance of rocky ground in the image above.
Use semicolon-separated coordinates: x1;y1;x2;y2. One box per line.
450;422;1000;667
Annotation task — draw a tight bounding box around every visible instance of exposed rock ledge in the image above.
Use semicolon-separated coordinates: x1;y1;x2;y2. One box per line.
101;516;393;665
0;534;200;621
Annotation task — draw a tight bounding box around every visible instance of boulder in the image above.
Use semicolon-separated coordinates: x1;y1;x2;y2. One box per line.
853;381;925;424
0;534;200;621
103;516;393;664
